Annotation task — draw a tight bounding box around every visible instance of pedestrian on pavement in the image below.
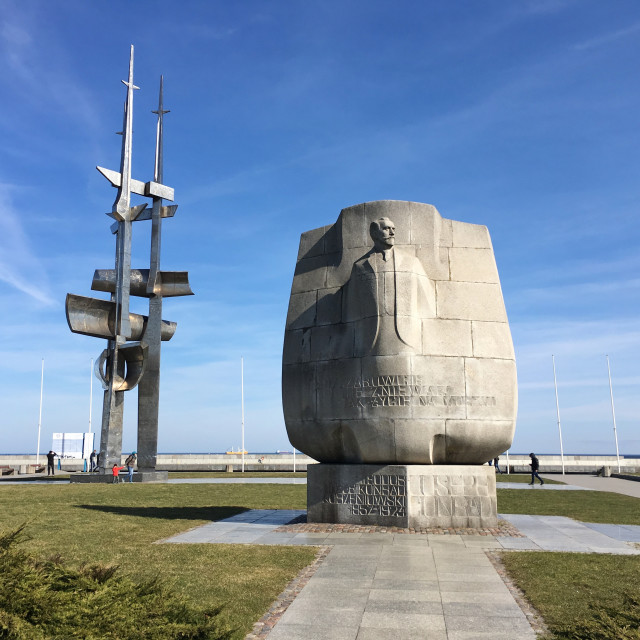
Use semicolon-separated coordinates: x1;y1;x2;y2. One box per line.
529;453;544;485
494;456;503;474
124;452;137;483
89;449;97;472
46;451;57;476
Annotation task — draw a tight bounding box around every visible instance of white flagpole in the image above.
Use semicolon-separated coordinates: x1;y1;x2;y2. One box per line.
506;449;509;474
89;358;93;438
606;355;621;474
293;448;296;473
36;358;44;466
552;355;565;475
241;357;245;473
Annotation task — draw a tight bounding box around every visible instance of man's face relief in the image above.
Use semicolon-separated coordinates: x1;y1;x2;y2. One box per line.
372;218;396;250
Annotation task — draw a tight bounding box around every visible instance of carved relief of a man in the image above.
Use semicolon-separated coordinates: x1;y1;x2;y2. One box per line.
344;217;435;356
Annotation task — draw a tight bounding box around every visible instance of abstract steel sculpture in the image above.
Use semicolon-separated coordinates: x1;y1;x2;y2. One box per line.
66;46;192;479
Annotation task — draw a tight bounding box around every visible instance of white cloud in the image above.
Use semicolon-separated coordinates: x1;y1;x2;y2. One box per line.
0;185;56;305
573;22;640;51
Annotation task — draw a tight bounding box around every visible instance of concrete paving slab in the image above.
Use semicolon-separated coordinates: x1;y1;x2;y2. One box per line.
437;580;512;593
367;588;442;602
267;624;359;640
356;629;446;640
294;586;370;600
582;521;640;542
364;599;443;615
360;611;446;632
447;630;536;640
500;514;640;554
495;537;541;550
285;594;368;613
496;481;589;491
440;590;516;605
278;607;364;628
443;601;526;618
436;572;504;583
371;578;440;591
444;614;534;634
540;473;640;498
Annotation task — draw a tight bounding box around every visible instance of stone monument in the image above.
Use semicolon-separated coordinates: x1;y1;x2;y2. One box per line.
282;200;516;527
66;47;193;483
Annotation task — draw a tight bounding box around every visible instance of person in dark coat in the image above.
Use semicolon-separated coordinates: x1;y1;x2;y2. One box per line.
494;456;503;474
46;451;57;476
529;453;544;485
89;449;97;472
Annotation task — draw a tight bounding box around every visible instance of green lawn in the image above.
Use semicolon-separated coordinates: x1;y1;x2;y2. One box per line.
168;471;307;478
503;552;640;640
0;483;314;639
499;487;640;638
497;488;640;525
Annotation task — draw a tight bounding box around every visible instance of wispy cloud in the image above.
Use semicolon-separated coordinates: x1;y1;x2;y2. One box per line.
0;185;56;305
573;22;640;51
0;8;100;133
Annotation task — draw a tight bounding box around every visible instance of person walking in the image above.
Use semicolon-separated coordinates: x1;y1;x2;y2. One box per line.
89;449;97;472
46;450;57;476
124;452;137;483
529;453;544;485
494;456;503;474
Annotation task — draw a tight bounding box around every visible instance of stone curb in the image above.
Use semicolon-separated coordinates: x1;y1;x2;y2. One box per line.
245;546;332;639
486;550;548;637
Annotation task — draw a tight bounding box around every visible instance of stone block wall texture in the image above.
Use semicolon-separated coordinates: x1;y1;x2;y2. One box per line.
283;200;517;465
308;464;498;528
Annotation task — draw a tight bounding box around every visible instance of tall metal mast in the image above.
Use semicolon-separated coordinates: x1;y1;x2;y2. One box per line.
137;76;172;471
66;48;192;481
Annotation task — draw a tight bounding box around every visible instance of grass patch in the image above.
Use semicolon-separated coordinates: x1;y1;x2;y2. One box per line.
496;474;564;484
497;488;640;525
168;471;307;479
0;483;314;638
503;552;640;639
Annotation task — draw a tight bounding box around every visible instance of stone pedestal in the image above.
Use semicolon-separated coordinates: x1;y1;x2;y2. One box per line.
308;464;497;528
69;471;168;484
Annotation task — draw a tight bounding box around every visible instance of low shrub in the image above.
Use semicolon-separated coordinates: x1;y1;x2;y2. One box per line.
0;526;233;640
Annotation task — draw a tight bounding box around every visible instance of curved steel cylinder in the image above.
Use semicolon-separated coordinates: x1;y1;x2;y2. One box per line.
66;294;177;341
92;269;193;298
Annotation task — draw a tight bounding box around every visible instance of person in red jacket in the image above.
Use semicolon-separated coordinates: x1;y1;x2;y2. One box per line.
111;464;124;483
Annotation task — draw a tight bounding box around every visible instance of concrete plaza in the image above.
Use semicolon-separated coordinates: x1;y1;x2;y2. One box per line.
163;475;640;639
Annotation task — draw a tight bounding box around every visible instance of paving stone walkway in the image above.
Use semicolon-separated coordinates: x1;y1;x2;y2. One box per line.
163;508;639;639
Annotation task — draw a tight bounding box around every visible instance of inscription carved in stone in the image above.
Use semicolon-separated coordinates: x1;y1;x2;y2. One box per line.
324;474;407;517
344;375;495;409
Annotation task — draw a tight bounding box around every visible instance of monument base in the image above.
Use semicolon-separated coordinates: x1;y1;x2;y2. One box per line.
308;464;497;528
69;471;168;484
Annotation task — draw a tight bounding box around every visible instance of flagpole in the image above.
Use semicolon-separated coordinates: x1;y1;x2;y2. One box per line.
36;358;44;466
606;355;621;473
552;355;565;475
241;357;245;473
89;358;93;437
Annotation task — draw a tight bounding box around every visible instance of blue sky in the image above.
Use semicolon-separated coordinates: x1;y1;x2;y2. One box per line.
1;0;639;456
